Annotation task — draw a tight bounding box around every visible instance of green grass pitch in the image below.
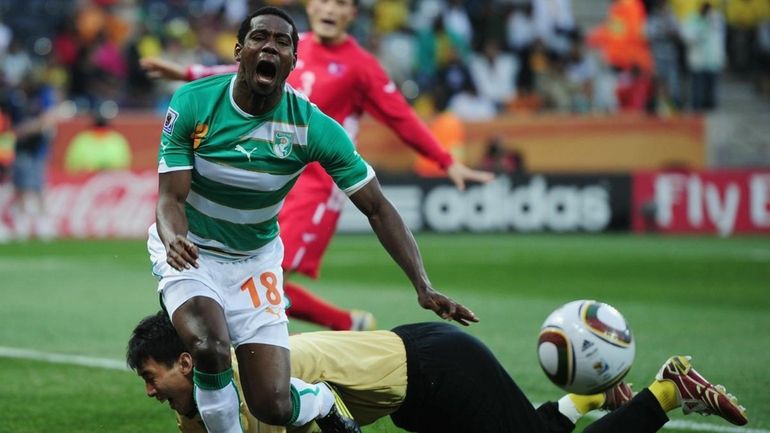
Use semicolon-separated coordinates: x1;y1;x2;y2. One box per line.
0;233;768;433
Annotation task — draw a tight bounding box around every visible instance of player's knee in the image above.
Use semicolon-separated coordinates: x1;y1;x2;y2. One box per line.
244;389;293;425
188;337;231;371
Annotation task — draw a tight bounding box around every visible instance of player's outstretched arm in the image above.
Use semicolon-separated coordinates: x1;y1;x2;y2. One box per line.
140;57;188;81
349;178;478;325
141;58;239;82
446;161;495;191
358;56;495;190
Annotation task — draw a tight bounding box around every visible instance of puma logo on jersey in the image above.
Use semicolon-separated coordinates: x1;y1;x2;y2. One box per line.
265;306;282;318
235;144;257;161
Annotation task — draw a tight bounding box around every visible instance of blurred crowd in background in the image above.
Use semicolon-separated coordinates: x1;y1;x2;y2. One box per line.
0;0;769;242
1;0;769;123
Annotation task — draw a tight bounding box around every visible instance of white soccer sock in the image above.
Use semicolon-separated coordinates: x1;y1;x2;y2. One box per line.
288;378;335;426
557;395;583;424
195;381;243;433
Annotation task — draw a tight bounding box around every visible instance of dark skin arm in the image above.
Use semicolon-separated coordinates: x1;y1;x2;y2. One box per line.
156;170;199;270
349;177;478;325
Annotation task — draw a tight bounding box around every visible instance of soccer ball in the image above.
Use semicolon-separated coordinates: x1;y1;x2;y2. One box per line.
537;300;635;395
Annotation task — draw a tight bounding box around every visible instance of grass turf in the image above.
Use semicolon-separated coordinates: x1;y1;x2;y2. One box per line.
0;233;767;432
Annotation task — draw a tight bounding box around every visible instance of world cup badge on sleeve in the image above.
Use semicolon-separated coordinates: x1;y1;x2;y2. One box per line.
163;108;179;135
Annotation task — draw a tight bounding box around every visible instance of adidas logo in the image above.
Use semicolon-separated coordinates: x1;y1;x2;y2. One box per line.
582;339;594;351
684;401;706;412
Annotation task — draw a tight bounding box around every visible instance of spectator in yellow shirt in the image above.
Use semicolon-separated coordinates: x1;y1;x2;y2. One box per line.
64;113;131;174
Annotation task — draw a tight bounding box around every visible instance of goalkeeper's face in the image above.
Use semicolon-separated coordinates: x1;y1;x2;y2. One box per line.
137;353;197;418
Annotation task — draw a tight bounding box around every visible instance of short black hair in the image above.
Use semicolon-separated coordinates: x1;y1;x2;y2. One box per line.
237;6;299;56
126;311;187;370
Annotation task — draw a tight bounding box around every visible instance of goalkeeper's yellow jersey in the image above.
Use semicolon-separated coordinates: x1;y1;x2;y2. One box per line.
176;330;408;433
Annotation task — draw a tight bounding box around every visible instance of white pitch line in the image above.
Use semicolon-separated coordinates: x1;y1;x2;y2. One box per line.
664;419;767;433
0;346;128;371
582;410;767;433
1;346;766;433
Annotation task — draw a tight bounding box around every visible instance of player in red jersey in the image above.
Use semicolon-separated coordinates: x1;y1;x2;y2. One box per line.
141;0;493;331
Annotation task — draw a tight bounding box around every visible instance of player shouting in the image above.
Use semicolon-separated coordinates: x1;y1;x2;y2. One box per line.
141;0;494;332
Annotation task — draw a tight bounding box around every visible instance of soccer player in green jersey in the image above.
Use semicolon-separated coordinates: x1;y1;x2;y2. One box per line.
148;6;477;433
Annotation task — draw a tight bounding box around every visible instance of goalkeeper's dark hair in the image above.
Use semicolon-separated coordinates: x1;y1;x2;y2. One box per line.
237;6;299;56
126;311;187;370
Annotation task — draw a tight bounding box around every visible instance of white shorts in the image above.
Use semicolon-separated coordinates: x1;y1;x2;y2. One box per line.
147;224;289;348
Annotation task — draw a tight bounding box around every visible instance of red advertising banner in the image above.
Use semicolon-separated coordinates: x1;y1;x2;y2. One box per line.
0;170;158;239
632;170;770;235
4;169;768;239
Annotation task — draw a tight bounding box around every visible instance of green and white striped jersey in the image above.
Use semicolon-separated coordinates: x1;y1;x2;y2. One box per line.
158;74;374;257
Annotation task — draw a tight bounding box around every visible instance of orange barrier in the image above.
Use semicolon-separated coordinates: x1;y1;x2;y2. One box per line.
49;112;705;174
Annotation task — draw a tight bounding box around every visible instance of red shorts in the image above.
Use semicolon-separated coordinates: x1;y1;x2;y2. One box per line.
279;163;347;278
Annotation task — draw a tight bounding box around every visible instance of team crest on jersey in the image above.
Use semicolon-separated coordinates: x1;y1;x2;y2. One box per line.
328;62;346;75
272;131;294;158
163;108;179;135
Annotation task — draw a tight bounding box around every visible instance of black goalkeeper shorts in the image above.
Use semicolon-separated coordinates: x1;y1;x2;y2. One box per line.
389;322;573;433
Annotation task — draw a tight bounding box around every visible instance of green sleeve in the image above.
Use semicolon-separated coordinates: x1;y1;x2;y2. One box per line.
158;87;197;172
305;109;374;195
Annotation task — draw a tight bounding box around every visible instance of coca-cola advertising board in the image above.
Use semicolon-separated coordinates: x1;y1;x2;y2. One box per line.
632;170;770;235
0;170;158;239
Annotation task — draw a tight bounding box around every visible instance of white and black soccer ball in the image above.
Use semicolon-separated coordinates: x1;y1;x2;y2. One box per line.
537;300;635;395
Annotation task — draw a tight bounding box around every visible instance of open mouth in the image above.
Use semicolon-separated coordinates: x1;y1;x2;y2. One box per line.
321;18;336;26
255;60;277;84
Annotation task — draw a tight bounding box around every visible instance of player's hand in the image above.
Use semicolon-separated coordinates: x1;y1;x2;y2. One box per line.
446;162;495;191
165;235;199;271
140;57;187;81
417;287;479;326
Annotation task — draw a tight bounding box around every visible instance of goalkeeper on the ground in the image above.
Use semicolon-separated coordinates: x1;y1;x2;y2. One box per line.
127;311;748;433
